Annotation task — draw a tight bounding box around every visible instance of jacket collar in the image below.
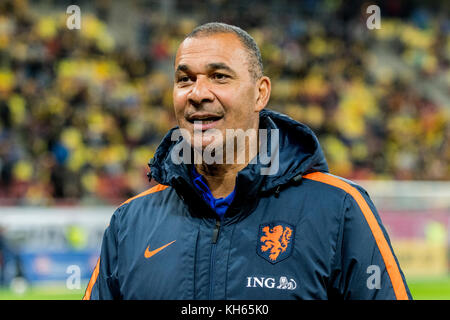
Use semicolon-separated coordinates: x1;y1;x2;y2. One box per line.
149;109;328;200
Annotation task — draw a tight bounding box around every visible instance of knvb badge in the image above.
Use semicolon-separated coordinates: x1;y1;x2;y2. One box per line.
257;222;295;264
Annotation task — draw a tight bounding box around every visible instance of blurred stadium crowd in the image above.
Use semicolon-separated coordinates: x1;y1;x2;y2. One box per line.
0;0;448;205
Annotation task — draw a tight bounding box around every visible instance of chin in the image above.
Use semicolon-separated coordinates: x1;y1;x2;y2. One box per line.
191;137;225;164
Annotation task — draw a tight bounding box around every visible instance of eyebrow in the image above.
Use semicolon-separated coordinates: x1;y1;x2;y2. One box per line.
175;62;237;77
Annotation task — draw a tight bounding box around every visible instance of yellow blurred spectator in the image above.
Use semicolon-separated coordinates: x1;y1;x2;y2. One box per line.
335;81;379;139
13;160;33;182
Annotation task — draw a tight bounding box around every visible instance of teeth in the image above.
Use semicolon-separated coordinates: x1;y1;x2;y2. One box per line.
191;117;220;123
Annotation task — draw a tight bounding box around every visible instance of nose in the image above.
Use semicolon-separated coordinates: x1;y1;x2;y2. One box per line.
187;75;214;107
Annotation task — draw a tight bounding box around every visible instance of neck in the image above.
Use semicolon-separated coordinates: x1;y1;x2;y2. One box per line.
195;162;246;198
195;130;260;198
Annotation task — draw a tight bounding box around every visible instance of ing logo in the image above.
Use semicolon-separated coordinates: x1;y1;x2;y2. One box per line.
257;222;295;264
246;276;297;290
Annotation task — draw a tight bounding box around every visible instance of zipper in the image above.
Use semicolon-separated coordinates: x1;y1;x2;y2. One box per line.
209;218;221;299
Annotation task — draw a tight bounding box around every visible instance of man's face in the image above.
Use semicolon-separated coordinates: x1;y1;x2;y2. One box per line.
173;33;263;152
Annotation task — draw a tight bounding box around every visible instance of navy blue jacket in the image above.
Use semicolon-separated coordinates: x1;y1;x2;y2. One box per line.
84;109;411;300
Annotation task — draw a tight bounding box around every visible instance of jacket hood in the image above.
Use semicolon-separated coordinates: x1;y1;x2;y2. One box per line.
149;108;328;197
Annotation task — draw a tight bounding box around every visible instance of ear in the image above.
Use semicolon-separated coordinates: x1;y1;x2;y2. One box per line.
254;76;271;112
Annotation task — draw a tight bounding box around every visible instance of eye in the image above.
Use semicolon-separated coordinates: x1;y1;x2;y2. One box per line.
176;75;193;86
178;76;190;82
212;73;229;81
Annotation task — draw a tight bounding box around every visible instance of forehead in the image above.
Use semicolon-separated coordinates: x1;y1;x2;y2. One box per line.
175;33;249;72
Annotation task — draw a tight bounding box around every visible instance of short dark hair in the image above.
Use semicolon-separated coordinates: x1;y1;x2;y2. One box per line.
185;22;264;81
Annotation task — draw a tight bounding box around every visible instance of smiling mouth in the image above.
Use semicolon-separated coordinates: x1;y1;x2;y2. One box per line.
186;114;224;131
187;115;223;124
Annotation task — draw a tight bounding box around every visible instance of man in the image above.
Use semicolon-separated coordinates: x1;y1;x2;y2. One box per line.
83;22;411;300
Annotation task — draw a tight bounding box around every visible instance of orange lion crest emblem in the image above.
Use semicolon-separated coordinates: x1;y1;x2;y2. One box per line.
258;223;294;263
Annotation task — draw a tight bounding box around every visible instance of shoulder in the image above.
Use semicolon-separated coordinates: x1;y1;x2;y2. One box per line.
302;172;385;238
112;184;171;222
103;184;172;242
302;171;370;200
300;171;377;221
119;184;170;207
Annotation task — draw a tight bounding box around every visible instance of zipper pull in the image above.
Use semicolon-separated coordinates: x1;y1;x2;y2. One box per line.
274;186;281;198
211;219;221;244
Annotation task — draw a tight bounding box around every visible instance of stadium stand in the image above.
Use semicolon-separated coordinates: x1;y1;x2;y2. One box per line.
0;0;448;206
